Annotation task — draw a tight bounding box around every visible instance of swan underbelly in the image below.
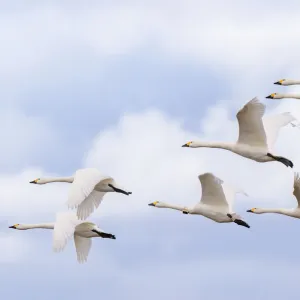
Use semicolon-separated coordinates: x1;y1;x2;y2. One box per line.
232;145;272;162
281;209;300;218
192;206;232;223
95;178;114;192
75;231;98;238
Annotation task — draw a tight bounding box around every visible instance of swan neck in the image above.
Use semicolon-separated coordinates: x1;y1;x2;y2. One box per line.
193;141;233;150
287;80;300;85
159;203;187;211
258;208;289;214
280;93;300;99
44;177;74;183
22;223;54;229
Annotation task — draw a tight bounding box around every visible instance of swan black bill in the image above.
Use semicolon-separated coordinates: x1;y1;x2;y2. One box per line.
182;143;189;147
266;95;273;99
246;209;253;213
29;180;37;184
148;203;155;206
274;81;282;85
9;225;16;229
108;184;132;195
182;211;189;214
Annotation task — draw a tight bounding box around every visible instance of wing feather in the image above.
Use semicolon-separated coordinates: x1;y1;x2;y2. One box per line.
74;235;92;264
76;190;106;220
236;98;267;147
53;212;83;253
67;168;110;209
199;173;228;210
263;112;296;151
293;172;300;207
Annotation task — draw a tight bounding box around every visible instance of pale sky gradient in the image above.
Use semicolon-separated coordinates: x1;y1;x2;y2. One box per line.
2;1;300;299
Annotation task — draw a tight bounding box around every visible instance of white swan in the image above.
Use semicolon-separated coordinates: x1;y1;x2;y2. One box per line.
182;97;295;168
274;79;300;86
148;173;250;228
266;93;300;100
9;212;116;263
247;172;300;219
30;168;132;220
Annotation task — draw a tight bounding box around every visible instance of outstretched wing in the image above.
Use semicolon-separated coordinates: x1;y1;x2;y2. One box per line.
53;211;83;253
236;98;267;147
263;112;296;151
74;235;92;264
198;173;228;210
76;190;106;220
222;183;247;213
67;168;110;210
293;173;300;207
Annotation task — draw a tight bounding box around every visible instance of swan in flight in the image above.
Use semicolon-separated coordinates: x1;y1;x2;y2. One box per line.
9;212;116;264
182;97;295;168
30;168;132;220
148;173;250;228
266;93;300;100
247;173;300;219
274;79;300;86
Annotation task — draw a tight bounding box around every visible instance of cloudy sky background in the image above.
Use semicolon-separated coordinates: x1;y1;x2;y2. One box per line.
2;1;300;299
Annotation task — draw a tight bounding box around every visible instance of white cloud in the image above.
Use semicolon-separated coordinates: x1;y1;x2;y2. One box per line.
0;109;58;169
2;99;300;222
0;167;67;217
3;1;300;264
2;1;300;89
83;104;300;218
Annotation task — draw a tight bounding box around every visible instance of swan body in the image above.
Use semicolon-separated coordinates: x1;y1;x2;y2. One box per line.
149;173;250;228
9;212;116;263
266;93;300;100
274;79;300;86
30;168;132;220
182;98;295;168
247;173;300;219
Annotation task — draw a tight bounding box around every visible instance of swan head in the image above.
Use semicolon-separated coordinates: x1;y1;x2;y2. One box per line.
246;208;263;214
182;141;199;148
148;201;172;208
148;201;163;207
266;93;283;99
29;178;46;184
9;224;27;230
274;79;286;85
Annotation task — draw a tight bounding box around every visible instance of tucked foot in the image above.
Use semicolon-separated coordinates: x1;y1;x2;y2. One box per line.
267;153;293;168
93;230;116;239
227;214;250;229
108;184;132;195
104;233;116;240
182;207;189;214
234;219;250;228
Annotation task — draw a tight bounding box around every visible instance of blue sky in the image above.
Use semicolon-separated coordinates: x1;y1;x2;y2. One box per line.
2;1;300;299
